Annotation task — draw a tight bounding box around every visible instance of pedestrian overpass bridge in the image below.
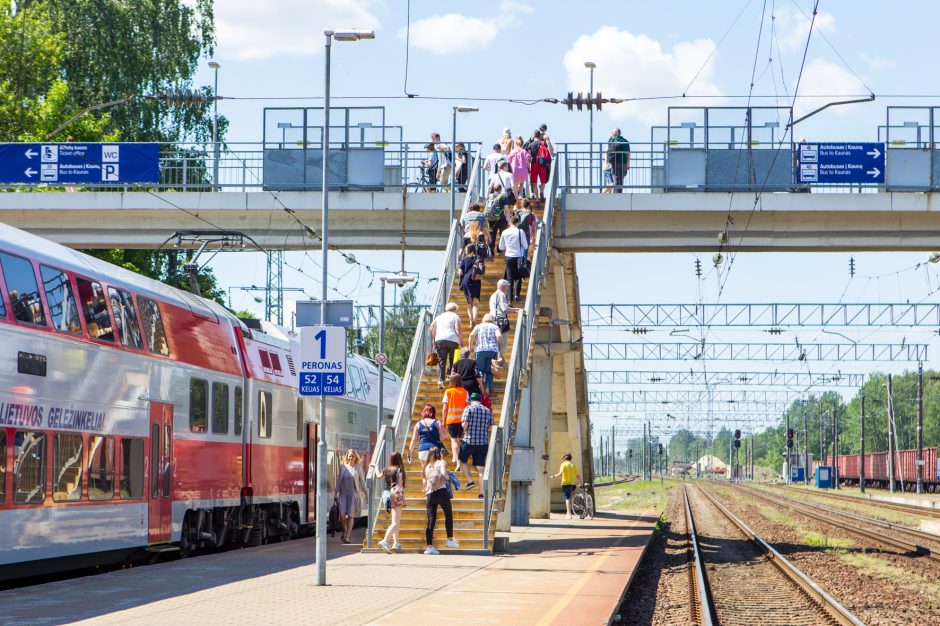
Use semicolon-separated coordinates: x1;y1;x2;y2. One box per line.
3;140;940;541
3;187;939;251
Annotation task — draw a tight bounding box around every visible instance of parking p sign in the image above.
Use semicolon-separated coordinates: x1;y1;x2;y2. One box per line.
299;326;347;396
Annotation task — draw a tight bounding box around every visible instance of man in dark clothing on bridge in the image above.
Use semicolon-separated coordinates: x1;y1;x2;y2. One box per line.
606;128;631;193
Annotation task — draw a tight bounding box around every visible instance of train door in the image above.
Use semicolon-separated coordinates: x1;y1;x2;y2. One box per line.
148;402;174;544
305;422;317;522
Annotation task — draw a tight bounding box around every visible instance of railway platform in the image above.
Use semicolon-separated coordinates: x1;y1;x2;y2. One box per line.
4;512;657;626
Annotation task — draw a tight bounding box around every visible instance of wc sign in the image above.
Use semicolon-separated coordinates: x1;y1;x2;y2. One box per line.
0;142;160;184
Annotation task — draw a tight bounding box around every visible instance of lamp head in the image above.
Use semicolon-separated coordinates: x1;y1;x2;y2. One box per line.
584;61;596;69
382;273;415;286
331;30;376;41
454;106;479;113
208;61;221;70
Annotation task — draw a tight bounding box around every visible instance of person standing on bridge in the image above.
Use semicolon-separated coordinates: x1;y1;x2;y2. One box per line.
508;136;531;198
552;452;580;519
430;303;462;387
607;128;631;193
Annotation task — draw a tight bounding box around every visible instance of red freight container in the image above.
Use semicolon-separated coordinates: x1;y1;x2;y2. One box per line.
834;447;939;486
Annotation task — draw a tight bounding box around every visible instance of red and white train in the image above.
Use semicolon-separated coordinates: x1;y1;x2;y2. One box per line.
0;222;399;582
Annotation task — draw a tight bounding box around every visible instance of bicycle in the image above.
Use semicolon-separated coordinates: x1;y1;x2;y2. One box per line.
571;483;594;519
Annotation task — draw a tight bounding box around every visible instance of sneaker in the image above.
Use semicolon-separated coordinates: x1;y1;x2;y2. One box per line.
565;514;572;520
424;546;440;555
478;493;484;498
393;543;403;551
378;540;391;554
465;481;476;490
445;539;460;549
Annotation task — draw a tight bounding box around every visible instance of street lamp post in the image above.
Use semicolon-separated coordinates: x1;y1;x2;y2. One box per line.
584;61;596;188
317;28;374;587
451;106;479;219
209;61;220;190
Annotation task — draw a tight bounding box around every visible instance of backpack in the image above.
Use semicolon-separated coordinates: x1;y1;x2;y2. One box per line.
536;142;552;167
473;259;486;279
474;235;490;260
514;209;535;233
485;191;504;221
525;139;540;161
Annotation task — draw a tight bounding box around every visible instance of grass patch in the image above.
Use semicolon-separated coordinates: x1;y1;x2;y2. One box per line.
841;552;940;607
800;531;854;550
597;478;677;513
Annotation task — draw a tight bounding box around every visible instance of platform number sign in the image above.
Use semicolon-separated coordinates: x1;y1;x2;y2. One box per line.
299;326;346;396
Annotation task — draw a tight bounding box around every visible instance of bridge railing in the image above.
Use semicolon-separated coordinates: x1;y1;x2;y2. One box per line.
364;146;482;548
0;141;482;192
481;152;559;550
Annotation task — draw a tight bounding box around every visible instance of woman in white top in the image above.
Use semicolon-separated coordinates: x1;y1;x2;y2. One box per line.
430;302;462;387
491;160;515;196
469;313;503;394
498;214;529;303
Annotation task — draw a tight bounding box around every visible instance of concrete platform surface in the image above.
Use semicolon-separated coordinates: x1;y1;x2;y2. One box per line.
3;512;657;626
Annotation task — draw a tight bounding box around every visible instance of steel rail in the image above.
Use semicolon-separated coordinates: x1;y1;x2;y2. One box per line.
776;484;940;519
683;485;715;626
695;485;864;626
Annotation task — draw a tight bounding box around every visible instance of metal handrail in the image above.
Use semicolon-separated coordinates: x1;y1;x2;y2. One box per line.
481;156;559;549
365;146;482;548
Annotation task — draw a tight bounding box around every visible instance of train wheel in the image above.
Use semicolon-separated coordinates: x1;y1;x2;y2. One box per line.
179;512;195;558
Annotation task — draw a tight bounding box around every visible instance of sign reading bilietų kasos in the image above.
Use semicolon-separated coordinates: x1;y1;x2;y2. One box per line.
0;143;159;184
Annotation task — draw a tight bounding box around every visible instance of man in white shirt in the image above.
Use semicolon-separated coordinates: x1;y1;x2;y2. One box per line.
498;214;529;303
482;143;506;187
436;144;452;190
489;280;516;332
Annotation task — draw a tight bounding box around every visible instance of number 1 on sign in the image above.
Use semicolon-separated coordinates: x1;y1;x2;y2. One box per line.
314;329;326;359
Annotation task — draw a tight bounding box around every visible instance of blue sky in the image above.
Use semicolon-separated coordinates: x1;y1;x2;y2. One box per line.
192;0;940;438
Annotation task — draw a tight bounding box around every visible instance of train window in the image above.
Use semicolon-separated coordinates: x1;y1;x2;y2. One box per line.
40;266;81;334
212;382;229;434
234;386;243;436
189;378;209;433
0;431;5;503
120;438;144;498
348;411;357;424
76;277;114;342
0;274;6;318
150;424;159;498
53;433;84;502
13;430;46;504
259;350;273;374
0;252;46;326
271;353;283;376
258;391;272;438
108;287;144;350
87;435;114;500
296;398;304;441
138;297;170;356
163;424;171;498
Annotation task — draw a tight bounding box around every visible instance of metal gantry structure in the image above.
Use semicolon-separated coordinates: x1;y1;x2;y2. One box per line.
583;342;928;362
582;302;940;327
589;390;805;404
586;370;865;387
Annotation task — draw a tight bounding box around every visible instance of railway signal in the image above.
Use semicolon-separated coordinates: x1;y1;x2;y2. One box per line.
734;429;741;448
786;428;794;448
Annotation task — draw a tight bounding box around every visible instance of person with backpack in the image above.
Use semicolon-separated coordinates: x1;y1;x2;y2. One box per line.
498;214;529;304
459;243;483;325
607;128;631;193
485;182;513;257
514;199;537;254
408;404;448;470
508;136;530;198
423;447;459;554
377;451;407;553
461;202;489;249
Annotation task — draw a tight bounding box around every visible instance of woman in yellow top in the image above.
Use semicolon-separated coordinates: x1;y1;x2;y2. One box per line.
552;452;580;520
442;373;468;471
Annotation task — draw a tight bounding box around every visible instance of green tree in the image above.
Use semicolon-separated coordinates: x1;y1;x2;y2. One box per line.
350;286;422;376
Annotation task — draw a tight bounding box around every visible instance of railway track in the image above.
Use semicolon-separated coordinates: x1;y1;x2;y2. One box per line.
683;484;862;626
594;476;639;488
740;484;940;561
776;484;940;519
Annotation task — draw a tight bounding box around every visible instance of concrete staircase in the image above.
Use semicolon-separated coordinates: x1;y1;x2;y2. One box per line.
366;246;528;553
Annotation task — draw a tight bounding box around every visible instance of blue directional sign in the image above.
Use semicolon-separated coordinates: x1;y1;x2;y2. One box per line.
0;143;159;184
797;142;885;184
299;326;347;396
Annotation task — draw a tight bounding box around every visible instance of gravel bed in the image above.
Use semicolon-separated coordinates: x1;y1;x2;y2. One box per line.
708;484;940;625
616;487;695;626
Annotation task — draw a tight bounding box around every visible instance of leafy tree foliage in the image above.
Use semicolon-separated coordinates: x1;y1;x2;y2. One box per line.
349;286;422;376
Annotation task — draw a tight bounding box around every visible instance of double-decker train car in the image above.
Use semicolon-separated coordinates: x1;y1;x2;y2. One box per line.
0;222;399;582
816;447;940;491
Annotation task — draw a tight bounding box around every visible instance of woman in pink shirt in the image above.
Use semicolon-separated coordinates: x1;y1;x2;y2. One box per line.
508;136;530;198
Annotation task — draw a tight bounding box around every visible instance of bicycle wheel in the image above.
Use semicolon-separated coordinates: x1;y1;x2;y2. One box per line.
571;491;585;518
585;494;595;520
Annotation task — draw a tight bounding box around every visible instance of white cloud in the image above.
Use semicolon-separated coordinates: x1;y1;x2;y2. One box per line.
793;58;867;115
860;52;895;72
399;1;532;55
774;6;836;50
562;27;723;125
216;0;382;61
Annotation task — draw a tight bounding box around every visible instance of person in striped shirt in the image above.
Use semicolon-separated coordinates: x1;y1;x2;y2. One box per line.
459;393;494;497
